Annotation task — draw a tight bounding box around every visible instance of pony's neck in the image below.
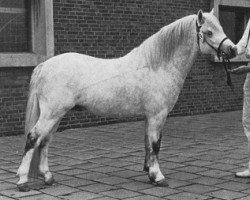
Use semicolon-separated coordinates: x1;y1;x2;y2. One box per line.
138;15;199;80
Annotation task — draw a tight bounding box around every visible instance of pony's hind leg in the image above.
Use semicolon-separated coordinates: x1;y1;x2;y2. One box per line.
39;121;60;185
17;115;62;191
144;110;168;187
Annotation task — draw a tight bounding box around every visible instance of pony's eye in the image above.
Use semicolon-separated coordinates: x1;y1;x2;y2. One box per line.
207;31;213;37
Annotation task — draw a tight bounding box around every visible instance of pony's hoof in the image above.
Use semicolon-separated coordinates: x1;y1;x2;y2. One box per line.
45;176;54;186
235;170;250;178
149;176;169;187
155;179;169;187
17;183;30;192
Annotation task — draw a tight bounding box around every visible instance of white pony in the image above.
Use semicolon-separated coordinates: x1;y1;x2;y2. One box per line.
17;10;236;191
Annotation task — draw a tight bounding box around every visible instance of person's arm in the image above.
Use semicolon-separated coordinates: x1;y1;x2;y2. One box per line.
230;63;250;75
236;19;250;55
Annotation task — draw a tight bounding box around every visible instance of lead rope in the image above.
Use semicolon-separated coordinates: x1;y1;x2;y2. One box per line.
222;58;233;89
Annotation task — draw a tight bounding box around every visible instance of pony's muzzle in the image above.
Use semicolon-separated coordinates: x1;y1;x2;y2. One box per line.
221;46;237;59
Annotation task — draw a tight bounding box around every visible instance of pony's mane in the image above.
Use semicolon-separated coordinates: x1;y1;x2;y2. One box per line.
134;14;197;68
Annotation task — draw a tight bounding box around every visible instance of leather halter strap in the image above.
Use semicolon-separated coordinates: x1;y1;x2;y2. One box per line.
196;20;229;59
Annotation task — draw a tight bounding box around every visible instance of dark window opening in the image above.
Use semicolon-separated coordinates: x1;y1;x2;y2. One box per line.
219;5;250;44
0;0;31;52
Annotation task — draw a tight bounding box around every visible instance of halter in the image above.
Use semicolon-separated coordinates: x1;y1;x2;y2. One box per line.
196;21;233;90
196;21;229;59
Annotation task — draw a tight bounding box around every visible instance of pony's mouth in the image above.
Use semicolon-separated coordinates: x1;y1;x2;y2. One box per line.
219;46;237;60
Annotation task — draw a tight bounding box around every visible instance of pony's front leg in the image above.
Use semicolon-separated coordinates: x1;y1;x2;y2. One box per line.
144;110;168;187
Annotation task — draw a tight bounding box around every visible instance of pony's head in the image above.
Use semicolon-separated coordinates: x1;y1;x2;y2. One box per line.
196;9;237;59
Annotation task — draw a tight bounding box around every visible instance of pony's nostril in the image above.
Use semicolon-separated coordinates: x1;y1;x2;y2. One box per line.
228;46;237;58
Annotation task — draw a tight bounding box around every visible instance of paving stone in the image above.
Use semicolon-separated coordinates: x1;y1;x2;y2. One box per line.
118;181;153;191
75;172;109;180
237;197;250;200
40;185;79;196
59;191;102;200
0;189;40;198
59;178;95;187
0;182;16;191
123;164;145;172
191;176;227;186
167;179;191;188
19;194;61;200
100;189;140;199
96;176;131;185
215;181;249;191
185;160;214;167
125;195;164;200
179;184;218;194
0;173;16;180
141;187;179;197
58;168;88;175
206;189;247;200
93;197;118;200
167;172;200;181
176;166;209;173
109;170;144;178
0;195;15;200
79;183;117;193
198;170;232;178
167;192;210;200
89;166;123;173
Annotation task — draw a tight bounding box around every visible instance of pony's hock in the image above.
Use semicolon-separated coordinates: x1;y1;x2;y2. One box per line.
16;10;236;191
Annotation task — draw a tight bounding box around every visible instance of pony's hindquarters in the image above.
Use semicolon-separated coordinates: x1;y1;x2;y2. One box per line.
17;65;66;191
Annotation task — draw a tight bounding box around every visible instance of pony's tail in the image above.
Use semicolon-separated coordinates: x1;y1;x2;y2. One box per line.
25;88;40;135
25;84;41;178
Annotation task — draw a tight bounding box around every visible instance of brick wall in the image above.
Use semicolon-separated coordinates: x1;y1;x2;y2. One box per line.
0;0;245;136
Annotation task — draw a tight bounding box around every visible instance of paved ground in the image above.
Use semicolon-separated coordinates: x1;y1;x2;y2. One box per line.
1;111;250;200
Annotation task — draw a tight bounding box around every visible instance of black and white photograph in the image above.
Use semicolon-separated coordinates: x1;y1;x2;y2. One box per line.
0;0;250;199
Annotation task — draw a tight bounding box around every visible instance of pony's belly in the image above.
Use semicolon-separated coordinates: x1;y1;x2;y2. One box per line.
78;80;144;117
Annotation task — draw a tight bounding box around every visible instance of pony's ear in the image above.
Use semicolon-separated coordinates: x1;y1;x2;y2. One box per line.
197;10;204;25
210;8;214;15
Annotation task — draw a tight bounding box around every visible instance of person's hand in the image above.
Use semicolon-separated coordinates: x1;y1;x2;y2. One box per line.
229;65;250;75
